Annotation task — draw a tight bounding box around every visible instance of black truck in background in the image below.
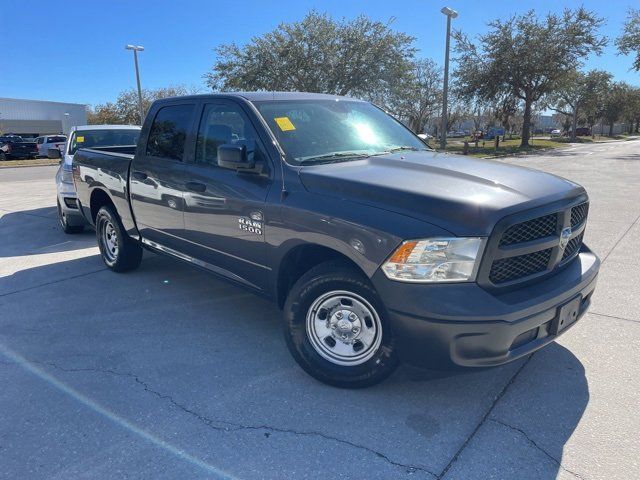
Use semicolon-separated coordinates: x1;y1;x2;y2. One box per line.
73;92;599;387
0;135;38;160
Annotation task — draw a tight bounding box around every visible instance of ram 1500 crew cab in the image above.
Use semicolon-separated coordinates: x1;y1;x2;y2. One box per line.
73;92;599;388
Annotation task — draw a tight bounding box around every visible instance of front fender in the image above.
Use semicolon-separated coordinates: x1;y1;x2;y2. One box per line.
266;191;454;279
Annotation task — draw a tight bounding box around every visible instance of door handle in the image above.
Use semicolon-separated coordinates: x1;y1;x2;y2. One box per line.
186;181;206;193
132;170;148;181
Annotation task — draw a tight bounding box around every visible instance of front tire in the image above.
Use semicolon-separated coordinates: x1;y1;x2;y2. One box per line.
284;261;399;388
95;205;142;272
57;200;84;234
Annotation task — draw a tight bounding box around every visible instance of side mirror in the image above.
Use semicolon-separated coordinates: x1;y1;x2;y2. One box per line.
47;148;61;160
217;144;255;170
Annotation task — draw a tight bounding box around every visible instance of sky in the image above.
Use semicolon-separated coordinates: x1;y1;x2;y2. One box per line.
1;0;638;107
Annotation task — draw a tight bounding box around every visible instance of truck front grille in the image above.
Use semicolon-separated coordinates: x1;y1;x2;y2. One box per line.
489;248;553;284
499;213;558;246
479;200;589;287
562;232;584;261
570;203;589;227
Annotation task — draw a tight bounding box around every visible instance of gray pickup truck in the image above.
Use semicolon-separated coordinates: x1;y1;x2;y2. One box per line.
73;92;599;388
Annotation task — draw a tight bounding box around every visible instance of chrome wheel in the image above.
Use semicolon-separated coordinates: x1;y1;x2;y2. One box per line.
306;290;382;366
100;219;119;263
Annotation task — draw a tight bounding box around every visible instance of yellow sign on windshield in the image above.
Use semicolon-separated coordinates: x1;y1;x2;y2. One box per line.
274;117;296;132
76;136;85;143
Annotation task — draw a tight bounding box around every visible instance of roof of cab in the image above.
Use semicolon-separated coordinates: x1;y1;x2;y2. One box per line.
69;124;142;132
154;91;365;103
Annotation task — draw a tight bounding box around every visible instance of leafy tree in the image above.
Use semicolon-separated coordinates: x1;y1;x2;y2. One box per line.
87;102;122;125
453;8;606;147
389;59;442;133
622;87;640;133
492;93;519;140
204;11;417;108
88;85;201;125
546;70;587;140
601;82;630;136
616;9;640;72
580;70;612;134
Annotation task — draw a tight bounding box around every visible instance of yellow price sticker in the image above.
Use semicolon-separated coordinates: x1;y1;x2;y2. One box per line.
76;136;85;143
274;117;296;132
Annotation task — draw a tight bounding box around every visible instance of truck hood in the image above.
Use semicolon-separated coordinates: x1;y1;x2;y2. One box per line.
298;151;585;236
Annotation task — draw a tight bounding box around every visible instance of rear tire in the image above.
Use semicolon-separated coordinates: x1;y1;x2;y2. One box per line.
57;200;84;234
283;261;399;388
95;205;142;272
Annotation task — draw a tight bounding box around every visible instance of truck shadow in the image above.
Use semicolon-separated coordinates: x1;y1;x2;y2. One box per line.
0;239;589;479
0;206;96;259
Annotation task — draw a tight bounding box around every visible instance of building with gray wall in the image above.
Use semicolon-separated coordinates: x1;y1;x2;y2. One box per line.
0;98;87;137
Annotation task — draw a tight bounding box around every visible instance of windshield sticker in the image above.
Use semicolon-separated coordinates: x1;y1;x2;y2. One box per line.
76;136;85;143
274;117;296;132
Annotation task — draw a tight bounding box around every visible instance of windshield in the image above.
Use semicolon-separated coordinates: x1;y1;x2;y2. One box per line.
253;100;429;165
69;129;140;155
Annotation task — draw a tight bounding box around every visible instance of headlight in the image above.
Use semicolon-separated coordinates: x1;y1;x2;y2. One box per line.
382;237;484;283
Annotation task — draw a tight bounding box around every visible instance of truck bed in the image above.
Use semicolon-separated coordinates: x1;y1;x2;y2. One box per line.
73;147;136;231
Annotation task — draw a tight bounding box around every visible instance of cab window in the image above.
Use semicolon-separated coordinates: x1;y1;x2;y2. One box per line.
195;102;268;168
146;104;195;161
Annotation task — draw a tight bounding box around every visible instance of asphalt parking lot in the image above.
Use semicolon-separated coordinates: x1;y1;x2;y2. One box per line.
1;140;639;480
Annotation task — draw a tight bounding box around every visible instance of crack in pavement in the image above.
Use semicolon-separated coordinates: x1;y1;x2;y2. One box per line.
488;418;587;480
0;256;164;299
601;211;640;265
0;267;108;299
588;311;640;325
6;359;437;478
438;355;533;479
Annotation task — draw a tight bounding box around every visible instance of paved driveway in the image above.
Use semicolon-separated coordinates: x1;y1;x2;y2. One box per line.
1;141;638;479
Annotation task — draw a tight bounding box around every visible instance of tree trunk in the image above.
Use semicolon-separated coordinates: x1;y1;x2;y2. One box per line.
521;99;532;147
571;107;578;141
608;122;613;137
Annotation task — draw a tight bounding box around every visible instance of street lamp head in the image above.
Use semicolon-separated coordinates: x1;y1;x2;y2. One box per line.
441;6;458;18
125;45;145;51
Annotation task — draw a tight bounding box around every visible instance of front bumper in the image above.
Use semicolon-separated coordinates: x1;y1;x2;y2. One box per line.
56;182;86;226
372;247;600;368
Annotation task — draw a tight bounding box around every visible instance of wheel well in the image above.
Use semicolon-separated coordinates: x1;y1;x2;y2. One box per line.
276;244;365;309
90;189;115;222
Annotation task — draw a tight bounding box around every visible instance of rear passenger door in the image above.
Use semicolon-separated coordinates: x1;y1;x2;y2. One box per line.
130;102;196;249
181;99;274;291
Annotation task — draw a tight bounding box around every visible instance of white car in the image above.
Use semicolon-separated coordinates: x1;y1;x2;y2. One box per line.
35;135;67;158
54;125;141;233
550;129;562;137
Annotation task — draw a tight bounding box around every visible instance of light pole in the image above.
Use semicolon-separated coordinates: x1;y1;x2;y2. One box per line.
62;112;70;134
440;6;458;150
125;44;145;125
